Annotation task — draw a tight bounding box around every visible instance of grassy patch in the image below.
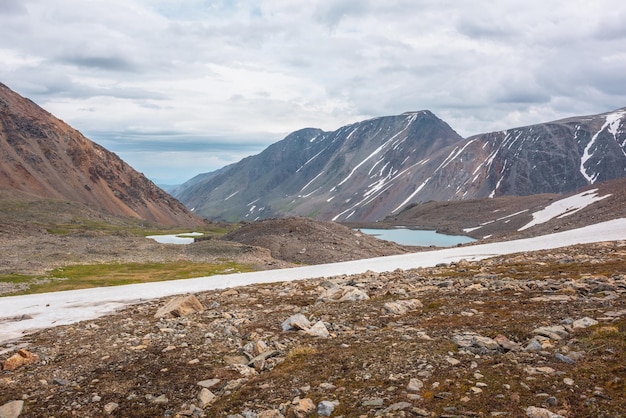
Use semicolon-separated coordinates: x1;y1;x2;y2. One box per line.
46;221;238;238
1;261;256;295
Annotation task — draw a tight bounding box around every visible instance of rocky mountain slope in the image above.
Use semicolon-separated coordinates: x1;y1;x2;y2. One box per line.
173;108;626;223
173;111;464;222
0;82;201;226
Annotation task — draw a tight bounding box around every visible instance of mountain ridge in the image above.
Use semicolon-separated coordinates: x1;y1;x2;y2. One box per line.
175;110;465;221
0;82;203;226
174;107;626;222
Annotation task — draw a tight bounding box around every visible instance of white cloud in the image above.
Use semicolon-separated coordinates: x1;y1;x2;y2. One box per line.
1;0;625;183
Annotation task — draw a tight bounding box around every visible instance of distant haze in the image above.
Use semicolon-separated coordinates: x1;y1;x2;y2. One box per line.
1;0;625;183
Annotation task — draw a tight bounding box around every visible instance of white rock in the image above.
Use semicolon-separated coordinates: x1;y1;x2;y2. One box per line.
197;378;220;388
525;406;565;418
306;321;330;338
406;378;424;392
445;356;461;366
318;400;339;416
572;317;598;329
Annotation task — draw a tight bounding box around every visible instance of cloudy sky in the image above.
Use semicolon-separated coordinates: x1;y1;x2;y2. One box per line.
2;0;626;184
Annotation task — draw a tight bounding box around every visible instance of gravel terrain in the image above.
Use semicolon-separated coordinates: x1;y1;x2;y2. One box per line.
1;240;625;417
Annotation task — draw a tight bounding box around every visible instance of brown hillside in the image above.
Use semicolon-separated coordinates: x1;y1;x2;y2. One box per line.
0;82;202;226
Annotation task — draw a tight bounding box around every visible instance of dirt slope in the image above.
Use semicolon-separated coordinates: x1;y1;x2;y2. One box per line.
222;217;419;264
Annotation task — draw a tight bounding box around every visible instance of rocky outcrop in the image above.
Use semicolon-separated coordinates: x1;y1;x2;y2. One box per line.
0;82;202;226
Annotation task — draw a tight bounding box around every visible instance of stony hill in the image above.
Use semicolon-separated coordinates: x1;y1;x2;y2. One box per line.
0;82;201;226
173;108;626;223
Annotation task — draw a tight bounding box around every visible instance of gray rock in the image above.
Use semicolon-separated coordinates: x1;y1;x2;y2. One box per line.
197;378;221;388
532;325;569;340
306;321;330;338
524;338;543;351
546;396;558;406
451;332;500;351
52;377;72;386
0;400;24;418
382;402;412;413
555;352;575;364
452;332;477;348
473;335;500;350
572;317;598;329
317;400;339;416
318;286;369;302
362;398;384;407
281;313;311;331
407;378;424;392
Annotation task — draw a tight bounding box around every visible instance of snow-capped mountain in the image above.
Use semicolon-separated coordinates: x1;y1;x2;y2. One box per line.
174;108;626;222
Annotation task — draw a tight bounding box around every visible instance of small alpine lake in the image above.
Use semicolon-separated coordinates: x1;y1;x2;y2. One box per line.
358;227;476;247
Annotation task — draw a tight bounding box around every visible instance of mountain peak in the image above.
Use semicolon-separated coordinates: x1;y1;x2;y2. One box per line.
174;108;626;222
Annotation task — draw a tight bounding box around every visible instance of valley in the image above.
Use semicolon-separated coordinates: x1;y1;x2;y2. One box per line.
1;81;625;417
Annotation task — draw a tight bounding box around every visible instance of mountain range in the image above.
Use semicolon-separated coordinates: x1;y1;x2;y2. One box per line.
173;107;626;222
0;82;201;226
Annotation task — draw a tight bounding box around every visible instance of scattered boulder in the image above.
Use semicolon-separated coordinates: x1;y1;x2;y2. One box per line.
525;406;565;418
2;349;39;371
197;388;216;408
103;402;119;415
0;400;24;418
532;325;569;340
197;378;221;389
154;294;204;318
572;317;598;329
407;378;424;392
383;299;423;315
318;286;369;302
317;400;339;416
281;314;311;331
451;332;502;353
306;321;330;338
287;398;316;418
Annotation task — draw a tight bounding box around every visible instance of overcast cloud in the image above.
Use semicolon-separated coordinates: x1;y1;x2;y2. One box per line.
1;0;625;184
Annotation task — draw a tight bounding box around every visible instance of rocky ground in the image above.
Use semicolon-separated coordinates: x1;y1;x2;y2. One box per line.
1;240;625;417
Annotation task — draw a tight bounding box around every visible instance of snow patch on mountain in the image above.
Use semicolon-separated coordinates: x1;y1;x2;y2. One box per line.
518;189;611;231
580;111;626;183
